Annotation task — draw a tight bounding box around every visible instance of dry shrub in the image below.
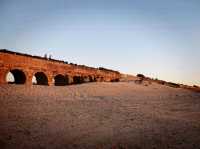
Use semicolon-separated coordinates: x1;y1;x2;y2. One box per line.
135;79;143;85
156;80;166;85
137;74;145;78
166;82;180;88
193;85;199;88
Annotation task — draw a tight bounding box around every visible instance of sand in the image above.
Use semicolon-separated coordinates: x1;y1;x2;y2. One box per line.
0;82;200;149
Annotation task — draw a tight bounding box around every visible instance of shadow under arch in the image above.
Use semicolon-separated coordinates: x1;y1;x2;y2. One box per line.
73;76;83;84
6;69;26;84
89;75;95;82
33;72;48;85
54;74;68;86
82;76;90;83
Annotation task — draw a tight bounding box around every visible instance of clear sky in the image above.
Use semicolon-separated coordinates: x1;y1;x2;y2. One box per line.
0;0;200;85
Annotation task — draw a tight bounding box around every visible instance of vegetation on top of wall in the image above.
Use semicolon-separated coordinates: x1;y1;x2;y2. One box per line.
137;74;145;78
0;49;120;74
165;82;180;88
99;67;120;74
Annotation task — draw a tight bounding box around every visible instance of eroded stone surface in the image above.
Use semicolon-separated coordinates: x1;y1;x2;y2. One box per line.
0;50;121;85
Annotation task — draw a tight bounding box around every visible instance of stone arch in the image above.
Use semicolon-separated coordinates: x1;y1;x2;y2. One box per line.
54;74;68;86
33;72;48;85
93;76;97;82
111;78;120;82
73;76;83;84
89;75;95;82
82;76;90;83
6;69;26;84
95;76;103;82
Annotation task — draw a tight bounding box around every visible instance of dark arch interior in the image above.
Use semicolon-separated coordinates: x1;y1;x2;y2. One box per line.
89;76;95;82
34;72;48;85
54;74;68;86
73;76;83;84
82;76;90;83
8;69;26;84
111;78;120;82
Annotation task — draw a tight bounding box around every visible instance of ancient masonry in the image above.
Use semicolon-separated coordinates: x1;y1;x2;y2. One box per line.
0;49;121;86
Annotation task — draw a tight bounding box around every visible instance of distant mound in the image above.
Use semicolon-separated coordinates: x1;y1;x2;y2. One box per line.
119;73;200;93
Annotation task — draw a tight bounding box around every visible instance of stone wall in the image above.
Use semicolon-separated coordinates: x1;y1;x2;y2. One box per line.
0;50;121;85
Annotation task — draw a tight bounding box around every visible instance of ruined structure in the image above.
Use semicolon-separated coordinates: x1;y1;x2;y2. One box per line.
0;49;121;86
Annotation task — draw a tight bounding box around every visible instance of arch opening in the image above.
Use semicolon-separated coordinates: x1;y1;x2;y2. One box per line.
33;72;48;85
89;76;95;82
73;76;83;84
6;69;26;84
95;76;104;82
111;78;120;82
54;74;68;86
82;76;90;83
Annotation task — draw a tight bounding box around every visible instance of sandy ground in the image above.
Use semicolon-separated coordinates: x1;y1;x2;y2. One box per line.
0;82;200;149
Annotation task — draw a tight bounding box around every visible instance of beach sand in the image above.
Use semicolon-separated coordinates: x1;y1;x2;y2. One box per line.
0;82;200;149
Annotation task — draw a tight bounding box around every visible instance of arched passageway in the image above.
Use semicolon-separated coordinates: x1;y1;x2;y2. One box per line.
54;74;68;86
73;76;83;84
89;76;95;82
6;69;26;84
95;76;104;82
111;78;120;82
82;76;90;83
33;72;48;85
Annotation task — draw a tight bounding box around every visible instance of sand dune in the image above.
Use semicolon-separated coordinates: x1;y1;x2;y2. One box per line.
0;82;200;149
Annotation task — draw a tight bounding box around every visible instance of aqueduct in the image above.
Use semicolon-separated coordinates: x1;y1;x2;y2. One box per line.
0;49;121;86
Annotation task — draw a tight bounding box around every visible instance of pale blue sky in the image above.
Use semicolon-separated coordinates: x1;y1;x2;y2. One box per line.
0;0;200;85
